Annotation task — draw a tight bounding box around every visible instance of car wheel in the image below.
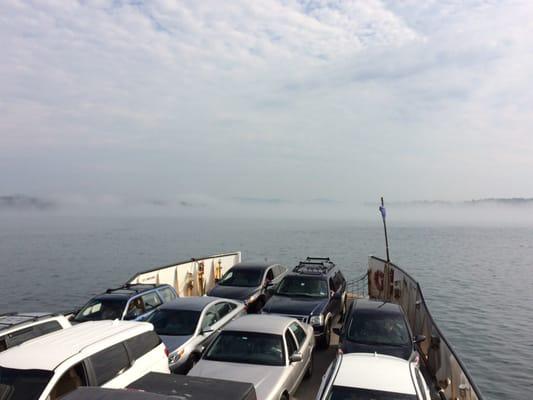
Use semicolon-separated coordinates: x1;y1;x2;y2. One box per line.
304;352;313;379
319;321;331;349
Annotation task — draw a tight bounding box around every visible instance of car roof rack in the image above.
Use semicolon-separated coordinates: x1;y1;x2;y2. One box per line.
0;313;60;329
105;283;159;294
293;257;335;275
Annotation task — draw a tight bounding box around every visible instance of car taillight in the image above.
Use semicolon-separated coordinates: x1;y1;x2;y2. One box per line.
164;346;169;357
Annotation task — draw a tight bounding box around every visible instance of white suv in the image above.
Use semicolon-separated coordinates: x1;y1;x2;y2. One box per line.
0;313;71;353
316;353;431;400
0;320;170;400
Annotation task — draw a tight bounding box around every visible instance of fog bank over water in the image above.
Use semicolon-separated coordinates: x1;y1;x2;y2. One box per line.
2;194;533;226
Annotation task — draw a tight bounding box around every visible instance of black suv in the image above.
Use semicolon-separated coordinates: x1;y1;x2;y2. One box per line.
72;283;178;323
262;257;346;348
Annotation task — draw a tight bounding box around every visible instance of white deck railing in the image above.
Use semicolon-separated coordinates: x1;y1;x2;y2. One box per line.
126;252;241;297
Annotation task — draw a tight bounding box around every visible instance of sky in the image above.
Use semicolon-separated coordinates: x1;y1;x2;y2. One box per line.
1;0;533;217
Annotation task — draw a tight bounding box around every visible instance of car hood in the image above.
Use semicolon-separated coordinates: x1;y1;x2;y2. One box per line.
189;360;285;400
263;295;327;316
341;340;412;360
207;285;258;301
160;335;192;352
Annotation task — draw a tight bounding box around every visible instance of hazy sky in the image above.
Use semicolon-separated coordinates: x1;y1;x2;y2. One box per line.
1;1;532;213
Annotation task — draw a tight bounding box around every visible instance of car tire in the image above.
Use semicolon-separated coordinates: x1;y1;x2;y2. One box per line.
319;321;331;349
304;352;313;379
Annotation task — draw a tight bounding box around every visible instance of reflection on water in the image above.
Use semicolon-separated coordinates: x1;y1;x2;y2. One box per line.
0;216;532;399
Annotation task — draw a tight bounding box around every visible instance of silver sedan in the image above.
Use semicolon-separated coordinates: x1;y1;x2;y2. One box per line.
188;314;314;400
145;296;246;373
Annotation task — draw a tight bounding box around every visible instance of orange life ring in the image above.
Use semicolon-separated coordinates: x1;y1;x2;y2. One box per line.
374;270;384;291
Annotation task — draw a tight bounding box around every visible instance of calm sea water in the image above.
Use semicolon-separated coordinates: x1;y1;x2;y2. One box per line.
0;216;532;399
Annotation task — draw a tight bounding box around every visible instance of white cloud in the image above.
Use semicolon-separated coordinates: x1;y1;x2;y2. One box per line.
1;0;533;205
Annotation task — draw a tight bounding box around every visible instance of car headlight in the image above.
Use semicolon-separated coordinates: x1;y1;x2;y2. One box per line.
169;348;184;364
309;314;324;326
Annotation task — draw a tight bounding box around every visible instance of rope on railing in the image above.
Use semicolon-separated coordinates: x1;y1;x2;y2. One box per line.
346;271;369;297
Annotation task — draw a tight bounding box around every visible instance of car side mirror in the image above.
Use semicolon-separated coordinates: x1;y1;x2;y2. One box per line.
289;352;303;363
124;312;137;321
332;327;342;336
414;335;426;344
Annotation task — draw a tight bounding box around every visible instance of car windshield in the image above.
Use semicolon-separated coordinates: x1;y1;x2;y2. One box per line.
74;297;127;322
0;367;53;400
276;276;328;298
218;269;263;287
326;386;417;400
147;309;201;336
346;312;410;346
204;331;284;366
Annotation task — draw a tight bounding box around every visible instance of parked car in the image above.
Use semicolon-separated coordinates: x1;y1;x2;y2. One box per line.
130;372;257;400
62;373;257;400
188;314;314;400
315;352;431;400
0;312;71;353
72;283;178;323
0;320;170;400
207;262;288;313
262;257;346;348
333;299;425;361
145;296;246;373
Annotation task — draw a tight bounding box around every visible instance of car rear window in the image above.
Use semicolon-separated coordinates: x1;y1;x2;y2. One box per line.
327;386;417;400
204;331;284;366
347;312;410;346
125;331;161;361
147;309;201;336
218;269;263;287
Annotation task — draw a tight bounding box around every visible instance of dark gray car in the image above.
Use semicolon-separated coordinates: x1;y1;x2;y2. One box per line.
207;263;288;313
334;299;425;361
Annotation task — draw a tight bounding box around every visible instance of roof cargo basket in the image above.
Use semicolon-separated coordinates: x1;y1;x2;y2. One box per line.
293;257;335;274
105;283;158;294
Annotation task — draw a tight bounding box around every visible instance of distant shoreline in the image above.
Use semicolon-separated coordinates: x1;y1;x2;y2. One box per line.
368;198;533;207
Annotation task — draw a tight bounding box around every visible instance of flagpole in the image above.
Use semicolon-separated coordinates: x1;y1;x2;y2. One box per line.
379;197;390;262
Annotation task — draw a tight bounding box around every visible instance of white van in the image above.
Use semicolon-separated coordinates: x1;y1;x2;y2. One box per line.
0;313;71;353
0;320;170;400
